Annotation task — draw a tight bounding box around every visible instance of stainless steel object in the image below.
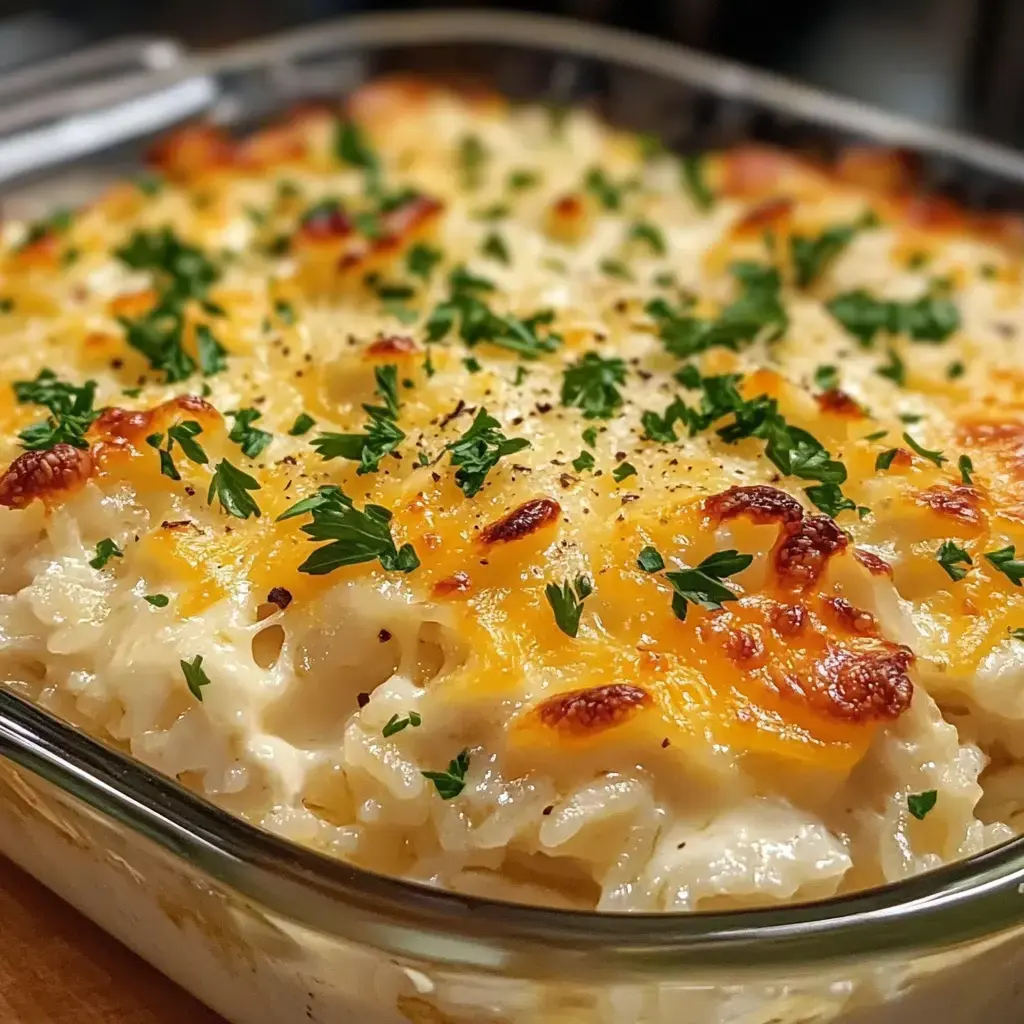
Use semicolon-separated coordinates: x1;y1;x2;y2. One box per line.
1;13;1023;1023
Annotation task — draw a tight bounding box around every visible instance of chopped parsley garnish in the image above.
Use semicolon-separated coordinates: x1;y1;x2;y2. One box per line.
14;369;98;451
641;397;692;444
628;220;666;256
681;154;714;210
207;459;261;519
463;357;482;374
572;450;595;473
481;231;511;265
146;421;207;481
1009;627;1024;642
790;214;875;289
582;426;598;447
421;749;470;800
612;461;637;483
382;711;422;738
445;408;530;498
89;538;123;570
561;352;627;420
144;594;170;607
180;655;212;702
406;242;442;281
876;349;906;387
665;549;752;621
907;790;937;821
18;208;73;250
507;168;540;192
584;167;629;210
115;228;223;383
813;365;839;392
134;173;164;197
876;449;900;472
0;298;13;313
958;454;974;485
902;432;946;467
195;323;227;376
545;574;593;638
289;412;315;436
426;266;561;359
646;262;788;359
227;407;272;459
985;545;1024;586
637;546;665;573
274;299;296;325
335;121;381;194
277;484;418;574
936;540;972;581
827;290;960;347
458;134;488;190
311;365;404;474
947;360;966;380
599;258;633;281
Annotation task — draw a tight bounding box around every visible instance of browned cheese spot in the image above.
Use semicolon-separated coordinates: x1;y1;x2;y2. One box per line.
0;444;94;509
536;683;650;735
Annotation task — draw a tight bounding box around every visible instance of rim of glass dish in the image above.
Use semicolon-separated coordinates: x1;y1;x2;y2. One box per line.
3;7;1024;977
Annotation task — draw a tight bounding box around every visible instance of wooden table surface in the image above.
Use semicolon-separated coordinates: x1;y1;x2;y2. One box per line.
0;856;225;1023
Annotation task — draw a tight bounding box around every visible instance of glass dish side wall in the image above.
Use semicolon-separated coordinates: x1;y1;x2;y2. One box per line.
3;756;1024;1024
4;12;1024;1023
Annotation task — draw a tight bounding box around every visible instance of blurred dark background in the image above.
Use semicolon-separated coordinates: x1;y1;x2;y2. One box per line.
0;0;1023;147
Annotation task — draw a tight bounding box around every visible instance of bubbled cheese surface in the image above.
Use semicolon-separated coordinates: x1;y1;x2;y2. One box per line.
0;77;1021;910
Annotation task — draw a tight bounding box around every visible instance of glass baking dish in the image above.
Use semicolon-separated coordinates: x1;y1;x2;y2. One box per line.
4;11;1024;1022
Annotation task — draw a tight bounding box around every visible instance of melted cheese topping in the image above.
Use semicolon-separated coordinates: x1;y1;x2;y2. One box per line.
1;77;1021;909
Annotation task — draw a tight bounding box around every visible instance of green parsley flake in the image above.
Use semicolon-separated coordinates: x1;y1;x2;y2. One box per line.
902;432;946;467
145;594;170;607
985;545;1024;586
790;213;875;289
612;462;637;483
180;654;212;702
458;134;489;190
89;538;123;570
646;262;788;359
628;221;666;255
545;575;593;638
958;454;974;485
813;365;839;392
422;749;471;800
445;409;530;498
561;352;627;420
207;460;262;520
936;540;972;582
277;485;419;575
289;412;315;436
665;549;752;621
426;266;561;359
599;258;633;281
572;450;595;473
481;231;511;265
228;408;272;459
406;242;443;281
907;790;937;821
382;711;422;738
311;365;404;474
637;546;665;573
827;290;960;347
14;369;98;451
681;155;714;210
876;449;900;472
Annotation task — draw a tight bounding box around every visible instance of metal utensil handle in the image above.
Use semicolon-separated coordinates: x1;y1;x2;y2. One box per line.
0;36;217;185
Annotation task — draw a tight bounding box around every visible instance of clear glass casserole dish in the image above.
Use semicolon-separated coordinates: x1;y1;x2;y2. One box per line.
4;11;1024;1023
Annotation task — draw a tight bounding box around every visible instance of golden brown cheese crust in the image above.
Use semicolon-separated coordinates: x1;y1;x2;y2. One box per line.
5;72;1024;789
